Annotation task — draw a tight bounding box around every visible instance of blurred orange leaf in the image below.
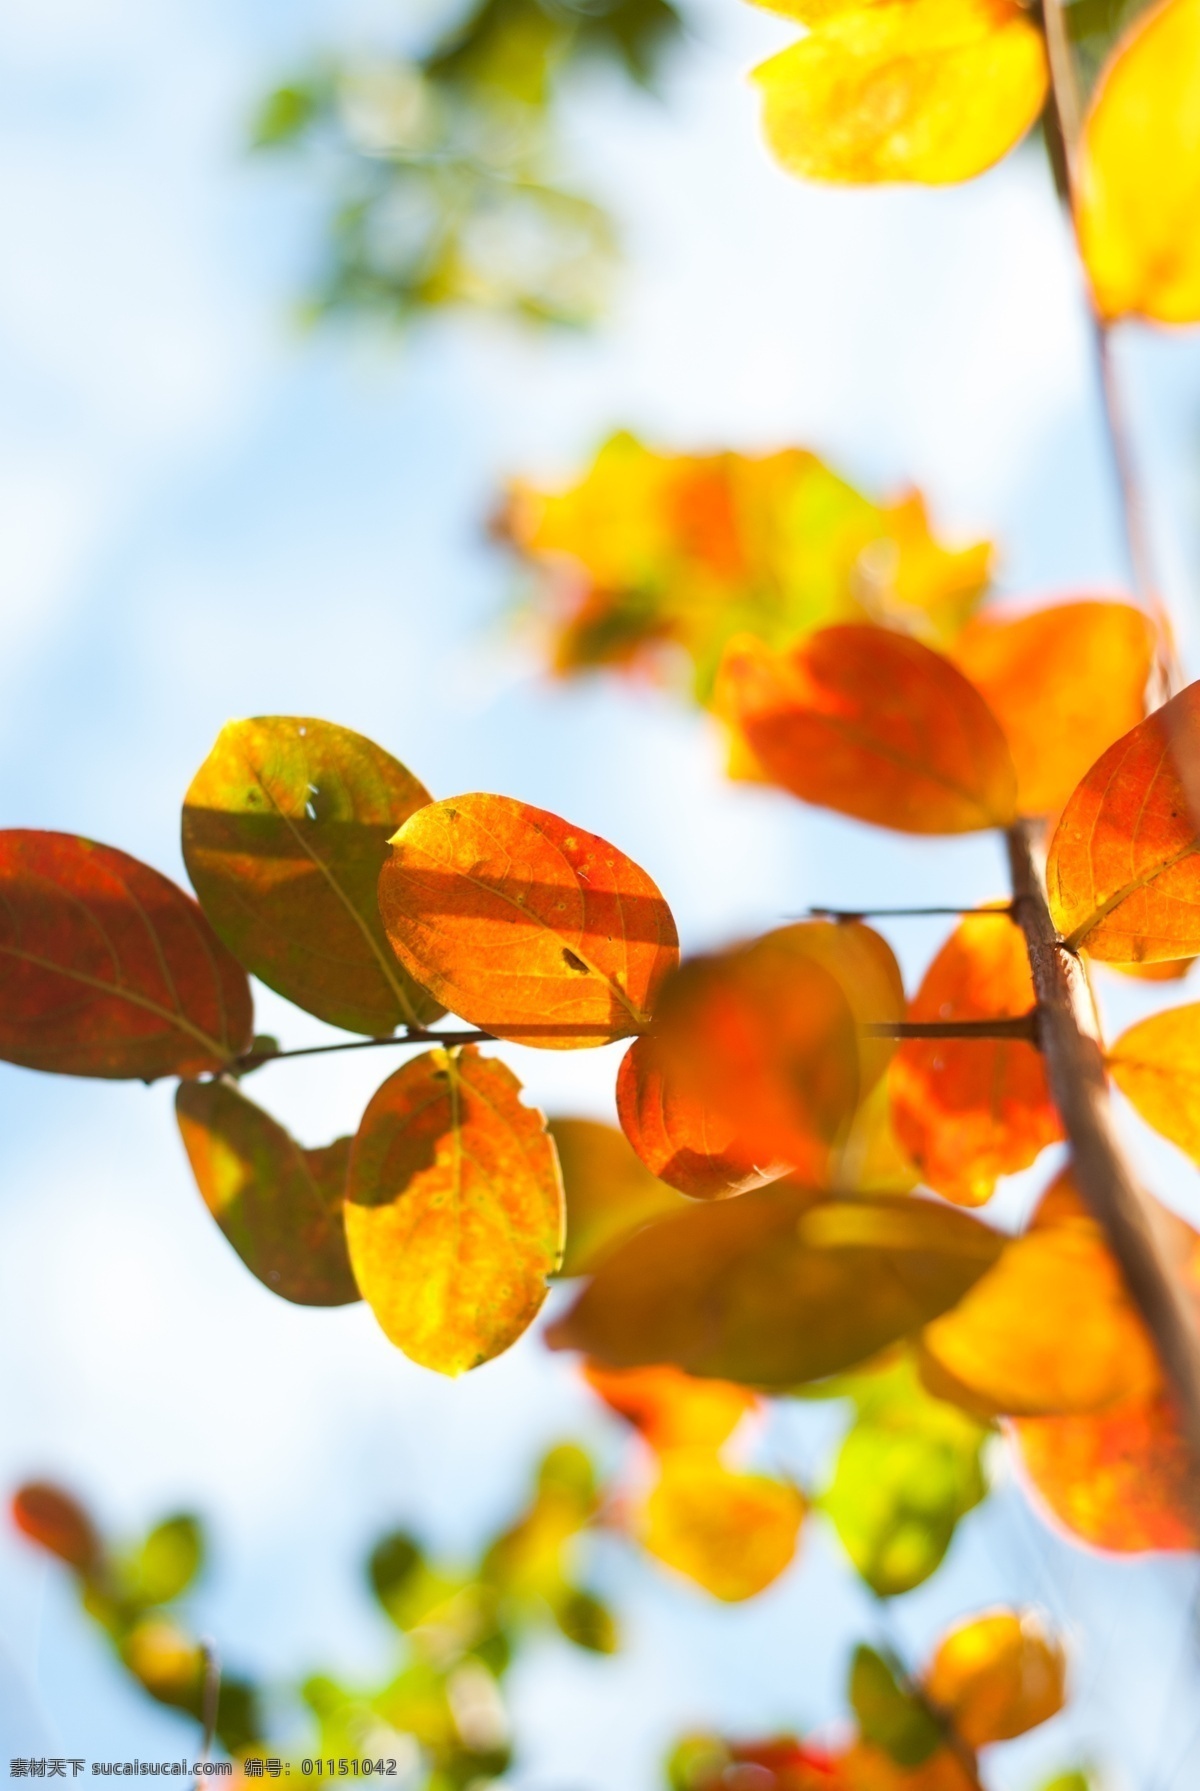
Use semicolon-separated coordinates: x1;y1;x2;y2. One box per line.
616;1032;787;1199
176;1080;360;1307
950;601;1154;815
640;1454;804;1600
549;1116;689;1277
548;1187;1005;1387
1109;1001;1200;1163
923;1609;1066;1745
889;912;1061;1205
1046;682;1200;962
753;0;1047;187
1077;0;1200;323
838;1743;980;1791
182;715;440;1036
345;1046;564;1374
716;628;1016;834
378;794;678;1048
12;1482;101;1573
582;1362;758;1452
0;830;252;1080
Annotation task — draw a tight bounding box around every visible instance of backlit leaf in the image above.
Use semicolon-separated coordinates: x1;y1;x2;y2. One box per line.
716;628;1016;834
548;1188;1005;1387
1046;682;1200;962
833;1077;920;1195
950;602;1153;815
0;831;252;1080
923;1610;1066;1745
182;715;440;1036
889;912;1061;1205
548;1116;689;1276
753;0;1047;187
850;1646;941;1768
583;1362;759;1451
920;1168;1161;1415
345;1046;564;1373
1109;1001;1200;1162
1015;1390;1200;1550
12;1482;101;1573
175;1080;359;1307
640;1455;803;1601
127;1516;204;1606
616;1032;787;1198
378;794;679;1047
1077;0;1200;322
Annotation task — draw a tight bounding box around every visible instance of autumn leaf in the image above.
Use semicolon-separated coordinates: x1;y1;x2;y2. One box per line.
1014;1390;1200;1551
889;912;1061;1205
716;628;1016;834
582;1362;759;1452
640;1454;804;1601
0;830;252;1080
1108;1001;1200;1164
753;0;1047;187
1046;682;1200;962
12;1482;101;1573
175;1080;360;1307
548;1187;1005;1387
1077;0;1200;323
549;1116;690;1276
345;1046;564;1374
950;601;1154;816
833;1078;920;1195
182;715;440;1036
850;1646;941;1767
924;1610;1065;1745
378;794;678;1048
616;1032;787;1199
920;1168;1161;1416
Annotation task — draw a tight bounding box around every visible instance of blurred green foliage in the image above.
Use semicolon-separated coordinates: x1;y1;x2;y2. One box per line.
253;0;684;328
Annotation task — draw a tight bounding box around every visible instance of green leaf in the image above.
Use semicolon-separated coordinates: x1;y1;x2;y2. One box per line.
128;1515;204;1606
552;1587;619;1654
849;1645;942;1768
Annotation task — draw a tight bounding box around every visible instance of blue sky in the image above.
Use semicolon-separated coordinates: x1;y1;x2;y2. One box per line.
2;0;1200;1786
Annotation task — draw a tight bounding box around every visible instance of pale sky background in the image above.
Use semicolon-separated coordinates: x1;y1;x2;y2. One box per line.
3;1;1200;1787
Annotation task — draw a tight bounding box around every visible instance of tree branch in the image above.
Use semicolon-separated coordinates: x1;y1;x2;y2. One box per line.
863;1015;1038;1041
1007;821;1200;1477
803;905;1012;922
232;1028;496;1072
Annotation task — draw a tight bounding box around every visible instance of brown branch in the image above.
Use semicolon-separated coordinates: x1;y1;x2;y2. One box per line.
863;1015;1038;1041
1007;821;1200;1477
803;905;1012;922
231;1028;496;1073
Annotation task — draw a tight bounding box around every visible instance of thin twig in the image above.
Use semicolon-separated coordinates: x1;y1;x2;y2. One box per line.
231;1027;496;1072
863;1014;1039;1042
195;1639;220;1784
801;905;1012;922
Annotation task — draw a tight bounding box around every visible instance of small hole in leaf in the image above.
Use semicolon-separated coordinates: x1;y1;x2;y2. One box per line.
562;949;589;974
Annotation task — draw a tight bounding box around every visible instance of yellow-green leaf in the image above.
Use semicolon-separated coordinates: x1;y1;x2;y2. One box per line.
1109;1002;1200;1163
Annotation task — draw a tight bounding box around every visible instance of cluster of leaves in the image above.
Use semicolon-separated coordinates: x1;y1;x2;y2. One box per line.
252;0;682;328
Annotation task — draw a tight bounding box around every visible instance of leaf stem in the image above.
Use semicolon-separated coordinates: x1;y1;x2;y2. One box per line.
194;1640;220;1785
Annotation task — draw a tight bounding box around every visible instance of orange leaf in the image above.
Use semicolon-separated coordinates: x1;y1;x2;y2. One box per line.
175;1080;359;1307
345;1046;564;1374
616;1032;787;1199
378;794;679;1048
1046;682;1200;962
923;1609;1066;1746
548;1188;1005;1387
950;601;1154;815
12;1482;101;1573
182;716;440;1036
838;1744;981;1791
639;1454;804;1601
1015;1391;1200;1551
582;1362;758;1452
753;0;1047;187
889;912;1061;1205
0;830;252;1079
1077;0;1200;323
920;1167;1161;1415
1108;1001;1200;1164
549;1116;689;1276
716;628;1016;834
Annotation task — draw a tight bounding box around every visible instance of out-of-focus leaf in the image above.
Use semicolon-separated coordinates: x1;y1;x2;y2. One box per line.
836;1741;980;1789
616;1032;787;1198
950;601;1154;815
583;1361;759;1451
1106;956;1195;981
552;1586;618;1653
819;1356;989;1596
921;1167;1161;1415
345;1046;564;1373
889;912;1061;1205
182;715;439;1035
0;831;252;1080
923;1609;1066;1745
379;793;678;1048
833;1077;920;1195
548;1188;1005;1387
1046;682;1200;962
11;1483;101;1573
716;629;1016;834
176;1080;359;1307
548;1115;689;1275
1109;1002;1200;1162
127;1516;203;1606
669;1734;859;1791
753;0;1047;186
1077;0;1200;322
121;1617;204;1706
850;1646;941;1768
640;1455;803;1601
1015;1390;1200;1550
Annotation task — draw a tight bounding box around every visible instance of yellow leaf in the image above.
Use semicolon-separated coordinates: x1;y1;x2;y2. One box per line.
640;1455;804;1601
1109;1002;1200;1163
923;1609;1066;1745
1078;0;1200;323
753;0;1047;187
548;1116;689;1276
582;1362;759;1452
